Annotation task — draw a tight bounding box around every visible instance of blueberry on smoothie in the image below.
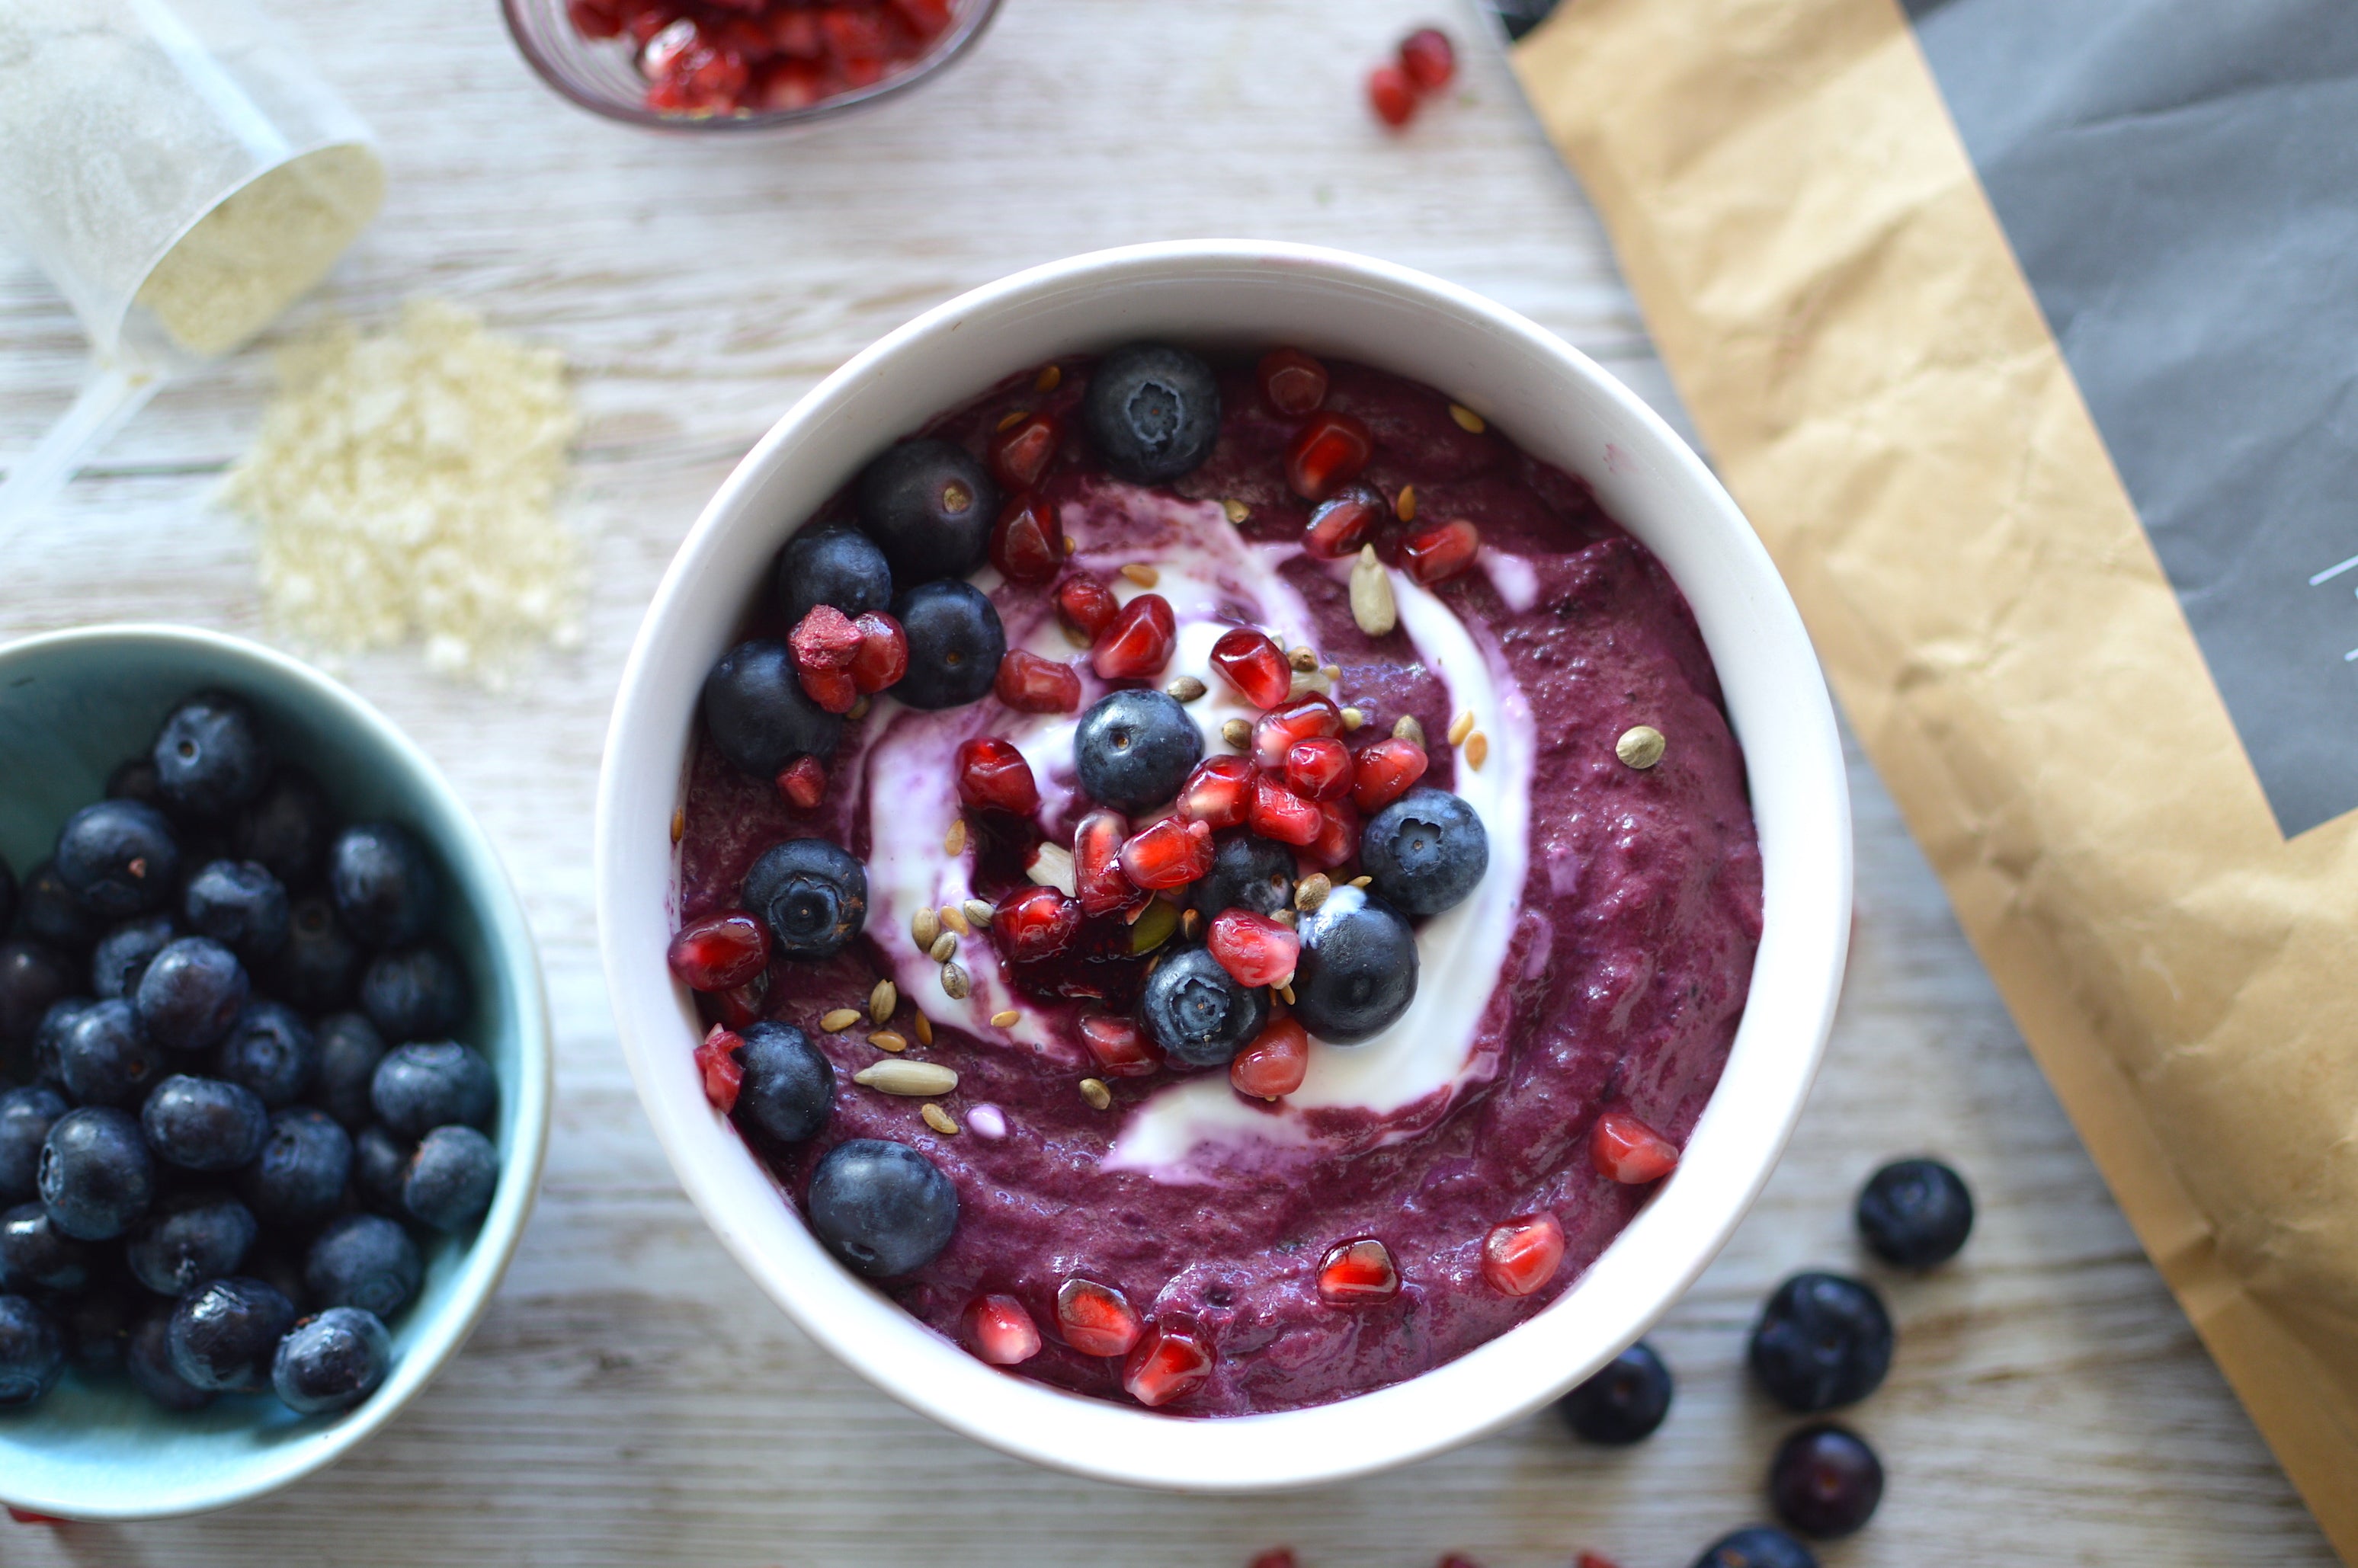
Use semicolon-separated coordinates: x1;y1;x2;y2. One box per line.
1074;688;1203;811
269;894;362;1012
126;1192;259;1297
742;838;868;962
168;1275;295;1392
1748;1272;1892;1413
15;862;100;952
152;691;273;820
1142;946;1268;1067
0;1085;67;1202
702;639;846;777
56;998;160;1107
732;1021;834;1145
0;1294;64;1409
777;526;895;626
214;1000;319;1109
370;1042;498;1138
359;943;469;1042
274;1305;392;1415
309;1012;388;1129
328;823;441;950
181;859;291;958
1767;1423;1883;1539
1557;1339;1674;1445
891;580;1005;710
402;1125;499;1232
1360;788;1488;917
91;912;178;1001
305;1214;422;1320
228;767;335;888
135;936;251;1052
54;799;181;918
855;438;998;581
142;1074;271;1172
1082;343;1222;484
39;1106;154;1240
1691;1527;1819;1568
806;1138;957;1278
0;1202;92;1294
1287;888;1417;1044
237;1108;351;1229
1855;1157;1973;1269
1188;832;1295;922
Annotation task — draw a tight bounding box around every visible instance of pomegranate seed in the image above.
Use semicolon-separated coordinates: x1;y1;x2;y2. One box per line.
1090;593;1177;680
1366;62;1418;128
995;649;1083;713
1401;519;1482;586
666;910;769;991
770;8;822;54
994;885;1081;961
790;603;863;671
1284;411;1376;501
1252;694;1344;770
1399;27;1456;92
1350;737;1429;812
1122;1320;1215;1408
1577;1555;1626;1568
1591;1109;1680;1184
1079;1008;1162;1077
1249;774;1325;847
1074;808;1142;917
6;1509;62;1526
1284;736;1354;801
1315;1237;1401;1306
1303;483;1389;560
889;0;952;39
1055;572;1120;643
694;1024;744;1112
567;0;625;38
1304;797;1361;871
990;491;1065;584
1257;347;1329;417
803;665;859;714
1056;1277;1142;1357
1479;1212;1566;1297
1251;1554;1300;1568
847;611;908;693
1209;627;1293;709
1437;1557;1484;1568
1118;816;1215;891
964;1294;1043;1365
1207;908;1300;988
1176;755;1255;830
706;971;767;1030
954;736;1040;815
989;411;1060;491
776;755;829;812
819;7;886;63
1230;1015;1310;1099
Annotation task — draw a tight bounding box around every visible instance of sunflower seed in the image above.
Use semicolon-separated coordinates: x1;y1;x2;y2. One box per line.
868;978;898;1026
944;818;967;856
990;1009;1020;1028
940;902;972;937
869;1031;908;1054
921;1103;960;1135
1447;709;1475;747
855;1061;958;1096
1295;872;1331;912
940;962;971;1000
1276;981;1296;1006
911;905;940;951
1035;363;1062;392
1448;402;1485;434
819;1008;863;1033
1078;1078;1112;1111
1466;731;1489;770
962;898;995;930
1349;875;1373;888
929;931;959;964
1616;725;1667;770
1222;718;1252;750
1222;498;1250;524
1166;675;1207;702
1027;842;1077;896
1393;714;1426;746
1120;563;1160;587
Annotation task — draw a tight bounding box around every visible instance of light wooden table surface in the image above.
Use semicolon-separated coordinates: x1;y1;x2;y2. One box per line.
0;2;2335;1563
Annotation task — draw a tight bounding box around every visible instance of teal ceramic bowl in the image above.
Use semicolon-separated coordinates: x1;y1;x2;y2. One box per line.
0;625;552;1520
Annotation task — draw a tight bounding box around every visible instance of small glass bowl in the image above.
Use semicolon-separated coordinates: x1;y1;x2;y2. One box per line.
501;0;1001;133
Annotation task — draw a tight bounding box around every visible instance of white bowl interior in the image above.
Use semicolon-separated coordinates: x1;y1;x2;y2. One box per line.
596;242;1850;1491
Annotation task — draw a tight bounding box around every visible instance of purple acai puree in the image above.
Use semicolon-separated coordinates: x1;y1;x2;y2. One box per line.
674;353;1763;1416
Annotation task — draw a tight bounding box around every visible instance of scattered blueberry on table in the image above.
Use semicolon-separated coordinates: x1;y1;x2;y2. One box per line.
1748;1271;1894;1413
1557;1339;1674;1445
1855;1155;1974;1268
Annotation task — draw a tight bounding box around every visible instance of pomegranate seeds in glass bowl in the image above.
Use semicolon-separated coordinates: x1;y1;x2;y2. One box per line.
504;0;1001;133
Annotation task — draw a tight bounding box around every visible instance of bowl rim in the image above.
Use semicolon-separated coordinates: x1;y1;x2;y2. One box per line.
594;239;1851;1490
499;0;1003;134
0;622;555;1521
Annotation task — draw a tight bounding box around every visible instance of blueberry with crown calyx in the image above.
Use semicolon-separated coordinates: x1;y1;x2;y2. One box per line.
1141;946;1267;1067
856;439;998;581
1360;787;1488;917
742;838;868;961
1083;343;1222;485
1187;832;1294;922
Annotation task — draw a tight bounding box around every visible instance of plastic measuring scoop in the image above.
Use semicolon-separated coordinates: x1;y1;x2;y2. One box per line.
0;0;386;548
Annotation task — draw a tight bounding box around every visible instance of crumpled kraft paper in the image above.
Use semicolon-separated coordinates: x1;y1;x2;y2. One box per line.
1511;0;2358;1557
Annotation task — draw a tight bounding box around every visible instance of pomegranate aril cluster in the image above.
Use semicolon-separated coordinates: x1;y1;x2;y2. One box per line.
1367;25;1457;130
565;0;960;118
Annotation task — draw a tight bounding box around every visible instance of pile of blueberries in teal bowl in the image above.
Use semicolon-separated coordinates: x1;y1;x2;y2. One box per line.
0;626;549;1522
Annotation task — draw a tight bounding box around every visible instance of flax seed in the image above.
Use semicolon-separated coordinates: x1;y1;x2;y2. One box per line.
1447;709;1475;747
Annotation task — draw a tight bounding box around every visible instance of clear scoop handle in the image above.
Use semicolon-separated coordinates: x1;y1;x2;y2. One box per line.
0;360;167;555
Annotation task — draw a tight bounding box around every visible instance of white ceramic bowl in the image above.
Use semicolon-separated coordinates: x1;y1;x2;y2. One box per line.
595;241;1850;1491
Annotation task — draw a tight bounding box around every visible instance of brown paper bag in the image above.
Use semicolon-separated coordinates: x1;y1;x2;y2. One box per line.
1511;0;2358;1556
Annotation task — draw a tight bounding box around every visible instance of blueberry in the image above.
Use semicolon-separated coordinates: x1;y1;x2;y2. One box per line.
1288;887;1418;1043
701;639;846;778
54;799;182;919
0;853;14;937
128;1306;214;1410
370;1042;497;1139
777;526;895;627
1073;689;1203;811
0;1085;67;1202
1691;1527;1819;1568
1081;342;1222;485
38;1106;153;1239
402;1125;498;1233
351;1124;412;1217
15;862;100;951
61;1282;137;1371
91;913;178;1000
215;1000;318;1108
1767;1422;1883;1539
57;997;162;1107
106;755;165;808
742;839;867;962
126;1192;258;1296
1188;832;1295;921
732;1021;833;1144
1557;1339;1674;1445
890;580;1005;710
305;1214;422;1320
358;944;469;1042
309;1012;387;1128
168;1274;295;1392
805;1138;957;1278
181;859;290;959
1748;1272;1893;1413
0;941;76;1047
854;438;998;581
142;1074;270;1171
237;1107;351;1229
328;824;440;950
0;1294;63;1409
135;936;250;1052
274;1305;392;1416
152;690;273;820
268;894;361;1011
1360;788;1489;917
1855;1157;1973;1269
29;997;88;1085
229;767;335;888
1141;946;1268;1067
1;1202;91;1293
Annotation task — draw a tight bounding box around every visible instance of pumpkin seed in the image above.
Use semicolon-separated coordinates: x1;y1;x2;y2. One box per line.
1616;725;1667;770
